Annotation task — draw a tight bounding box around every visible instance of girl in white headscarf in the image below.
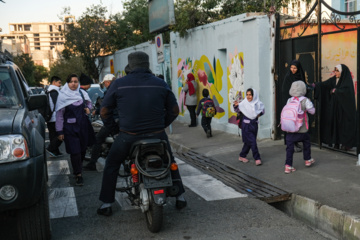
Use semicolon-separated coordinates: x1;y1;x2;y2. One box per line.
55;73;95;186
234;88;265;166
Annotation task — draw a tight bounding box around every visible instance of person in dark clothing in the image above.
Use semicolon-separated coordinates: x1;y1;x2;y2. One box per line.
313;64;356;151
46;76;63;157
84;74;116;171
79;73;93;91
282;60;306;152
97;51;186;216
56;74;96;186
196;89;216;138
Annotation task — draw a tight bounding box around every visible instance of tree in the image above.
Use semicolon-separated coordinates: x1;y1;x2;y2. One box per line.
63;4;110;82
49;56;86;84
107;0;158;51
34;65;49;84
171;0;313;37
13;54;36;86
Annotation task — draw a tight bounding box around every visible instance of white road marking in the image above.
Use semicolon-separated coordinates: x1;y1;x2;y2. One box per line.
114;156;246;210
48;187;78;219
47;160;70;175
47;160;78;219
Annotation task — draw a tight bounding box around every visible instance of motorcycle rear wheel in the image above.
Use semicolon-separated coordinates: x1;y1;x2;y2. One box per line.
145;200;163;233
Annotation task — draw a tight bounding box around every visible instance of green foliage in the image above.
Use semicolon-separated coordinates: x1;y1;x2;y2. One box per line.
49;56;86;84
13;54;36;86
34;65;49;84
63;4;109;82
107;0;158;51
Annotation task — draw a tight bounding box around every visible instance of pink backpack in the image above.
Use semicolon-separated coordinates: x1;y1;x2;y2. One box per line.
280;96;307;133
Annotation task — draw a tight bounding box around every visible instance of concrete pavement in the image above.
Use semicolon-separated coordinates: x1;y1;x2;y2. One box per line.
168;120;360;239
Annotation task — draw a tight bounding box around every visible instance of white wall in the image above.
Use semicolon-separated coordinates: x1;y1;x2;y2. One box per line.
170;13;275;139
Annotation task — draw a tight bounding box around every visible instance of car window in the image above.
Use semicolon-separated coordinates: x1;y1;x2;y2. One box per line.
87;86;104;104
0;69;21;108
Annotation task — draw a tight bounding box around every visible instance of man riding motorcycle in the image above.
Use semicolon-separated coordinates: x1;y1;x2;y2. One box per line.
97;52;187;216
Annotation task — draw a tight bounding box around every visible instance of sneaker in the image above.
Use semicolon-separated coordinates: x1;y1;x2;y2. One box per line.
285;165;296;174
76;176;84;186
255;160;262;166
305;159;315;167
206;130;211;138
239;157;249;163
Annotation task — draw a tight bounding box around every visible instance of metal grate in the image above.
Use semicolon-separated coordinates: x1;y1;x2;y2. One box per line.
175;150;291;203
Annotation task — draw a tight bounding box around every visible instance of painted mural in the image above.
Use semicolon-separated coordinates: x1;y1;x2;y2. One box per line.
227;50;245;124
177;56;225;118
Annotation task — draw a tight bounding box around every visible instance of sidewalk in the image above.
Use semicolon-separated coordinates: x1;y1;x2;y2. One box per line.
167;120;360;239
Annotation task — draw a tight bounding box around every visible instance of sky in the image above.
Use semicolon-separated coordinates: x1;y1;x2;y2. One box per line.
0;0;124;34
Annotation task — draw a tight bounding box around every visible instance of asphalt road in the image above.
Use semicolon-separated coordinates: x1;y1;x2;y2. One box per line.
1;141;333;240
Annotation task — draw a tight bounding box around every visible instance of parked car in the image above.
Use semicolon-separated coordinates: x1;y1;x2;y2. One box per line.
87;84;104;105
0;52;51;239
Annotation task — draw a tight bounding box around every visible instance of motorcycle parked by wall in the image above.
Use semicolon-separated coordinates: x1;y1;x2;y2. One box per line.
116;139;179;233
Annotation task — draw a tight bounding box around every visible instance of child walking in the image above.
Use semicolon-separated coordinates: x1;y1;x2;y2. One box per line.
283;81;315;173
233;88;265;166
196;89;217;138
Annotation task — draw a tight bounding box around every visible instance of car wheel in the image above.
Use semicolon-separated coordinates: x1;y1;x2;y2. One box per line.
17;174;51;240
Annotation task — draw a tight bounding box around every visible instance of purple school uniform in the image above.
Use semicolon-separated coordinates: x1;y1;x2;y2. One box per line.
239;115;261;160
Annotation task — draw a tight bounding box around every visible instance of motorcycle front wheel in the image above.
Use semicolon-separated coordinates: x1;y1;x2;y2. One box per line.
145;200;163;233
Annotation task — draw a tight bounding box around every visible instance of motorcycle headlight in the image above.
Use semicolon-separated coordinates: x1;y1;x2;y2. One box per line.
0;135;30;163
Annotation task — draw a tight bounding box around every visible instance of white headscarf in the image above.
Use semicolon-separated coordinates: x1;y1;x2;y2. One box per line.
335;64;342;74
55;83;91;111
239;88;265;120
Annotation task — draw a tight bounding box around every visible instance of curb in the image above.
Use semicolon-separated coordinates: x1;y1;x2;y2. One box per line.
169;140;360;240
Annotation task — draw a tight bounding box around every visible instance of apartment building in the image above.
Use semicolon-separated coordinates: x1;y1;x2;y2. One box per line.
3;16;75;68
0;34;30;56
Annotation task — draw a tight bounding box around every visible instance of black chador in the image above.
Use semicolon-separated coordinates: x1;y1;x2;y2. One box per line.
315;64;356;149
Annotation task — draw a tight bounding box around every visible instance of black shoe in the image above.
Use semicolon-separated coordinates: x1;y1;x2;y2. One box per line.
83;163;96;171
188;124;196;127
97;206;112;216
76;176;84;186
176;200;187;210
47;149;61;157
206;130;211;138
334;144;340;149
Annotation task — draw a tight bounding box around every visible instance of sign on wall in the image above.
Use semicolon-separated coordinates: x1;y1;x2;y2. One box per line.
110;59;114;74
149;0;175;33
155;34;164;63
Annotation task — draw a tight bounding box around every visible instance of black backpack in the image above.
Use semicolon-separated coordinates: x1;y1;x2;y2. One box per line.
43;89;58;122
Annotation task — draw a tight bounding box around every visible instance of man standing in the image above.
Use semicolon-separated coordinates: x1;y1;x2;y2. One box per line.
46;76;63;157
97;52;186;216
83;74;116;171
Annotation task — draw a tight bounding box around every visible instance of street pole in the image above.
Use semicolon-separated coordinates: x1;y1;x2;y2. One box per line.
317;0;322;148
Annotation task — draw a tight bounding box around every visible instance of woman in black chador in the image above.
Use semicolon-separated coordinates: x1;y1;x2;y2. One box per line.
282;59;307;152
314;64;356;151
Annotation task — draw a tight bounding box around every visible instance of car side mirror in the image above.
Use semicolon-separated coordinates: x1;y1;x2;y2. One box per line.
27;94;47;111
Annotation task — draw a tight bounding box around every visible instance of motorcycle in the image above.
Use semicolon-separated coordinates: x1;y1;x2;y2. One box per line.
116;138;179;233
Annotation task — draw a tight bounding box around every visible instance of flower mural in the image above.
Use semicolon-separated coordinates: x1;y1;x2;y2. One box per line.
228;50;245;124
194;55;225;119
177;55;225;119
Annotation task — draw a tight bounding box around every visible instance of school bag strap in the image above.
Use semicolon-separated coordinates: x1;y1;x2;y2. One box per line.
79;89;86;102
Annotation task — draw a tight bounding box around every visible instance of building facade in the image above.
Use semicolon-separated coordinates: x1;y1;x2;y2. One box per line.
2;16;75;68
0;34;30;56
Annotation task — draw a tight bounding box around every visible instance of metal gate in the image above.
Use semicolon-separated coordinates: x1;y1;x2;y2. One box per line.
275;0;360;155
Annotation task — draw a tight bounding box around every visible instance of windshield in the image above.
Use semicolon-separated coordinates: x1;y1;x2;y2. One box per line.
87;85;104;105
0;68;20;108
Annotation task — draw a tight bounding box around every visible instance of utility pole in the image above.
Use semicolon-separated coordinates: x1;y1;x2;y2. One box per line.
317;0;322;148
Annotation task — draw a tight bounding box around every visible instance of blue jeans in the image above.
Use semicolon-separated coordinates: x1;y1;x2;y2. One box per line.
99;131;185;203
